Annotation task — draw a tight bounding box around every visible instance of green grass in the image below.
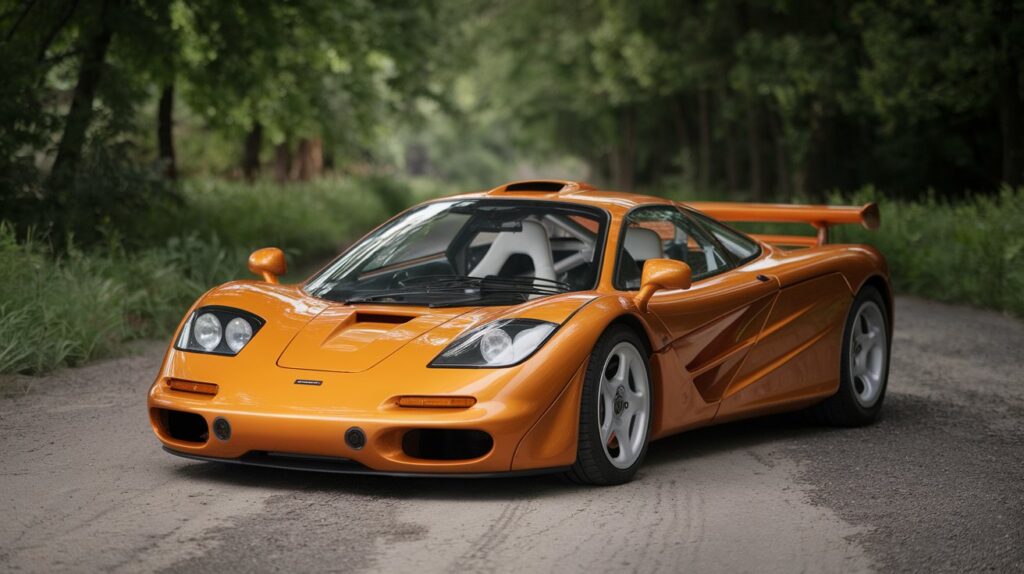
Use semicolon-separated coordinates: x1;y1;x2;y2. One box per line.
0;175;445;375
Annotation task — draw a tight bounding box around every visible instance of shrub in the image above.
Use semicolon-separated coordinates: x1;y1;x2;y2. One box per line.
0;174;431;375
833;187;1024;317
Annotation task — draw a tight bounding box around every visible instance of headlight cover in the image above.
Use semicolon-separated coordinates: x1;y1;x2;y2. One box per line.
430;319;559;368
175;306;265;356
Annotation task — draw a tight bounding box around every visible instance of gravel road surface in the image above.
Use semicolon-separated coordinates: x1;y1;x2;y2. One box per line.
1;296;1021;573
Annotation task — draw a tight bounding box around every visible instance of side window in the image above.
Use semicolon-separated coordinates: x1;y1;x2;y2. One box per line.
615;206;729;290
685;209;761;262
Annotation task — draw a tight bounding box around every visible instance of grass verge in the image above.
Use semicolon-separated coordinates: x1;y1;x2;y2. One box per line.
0;175;445;375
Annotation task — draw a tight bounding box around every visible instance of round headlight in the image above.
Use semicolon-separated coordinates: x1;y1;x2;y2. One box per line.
479;328;513;365
194;313;223;351
225;317;253;353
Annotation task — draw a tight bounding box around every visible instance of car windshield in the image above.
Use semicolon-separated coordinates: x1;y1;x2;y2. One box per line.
306;199;608;307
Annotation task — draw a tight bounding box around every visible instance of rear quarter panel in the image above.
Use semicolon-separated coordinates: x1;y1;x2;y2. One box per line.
713;243;890;422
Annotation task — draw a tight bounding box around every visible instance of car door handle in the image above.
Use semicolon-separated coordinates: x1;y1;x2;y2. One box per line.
756;274;771;282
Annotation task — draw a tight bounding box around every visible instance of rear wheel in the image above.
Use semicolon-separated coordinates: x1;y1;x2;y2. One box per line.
808;285;890;426
563;325;652;485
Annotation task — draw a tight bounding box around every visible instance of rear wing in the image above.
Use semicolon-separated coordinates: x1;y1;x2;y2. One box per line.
686;201;880;248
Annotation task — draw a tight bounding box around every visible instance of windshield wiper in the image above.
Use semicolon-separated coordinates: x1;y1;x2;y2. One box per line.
343;275;570;305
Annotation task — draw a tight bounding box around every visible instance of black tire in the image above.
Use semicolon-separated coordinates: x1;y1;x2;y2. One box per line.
807;285;891;427
562;325;652;486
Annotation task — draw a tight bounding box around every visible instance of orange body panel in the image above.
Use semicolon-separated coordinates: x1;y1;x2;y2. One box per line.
148;181;891;474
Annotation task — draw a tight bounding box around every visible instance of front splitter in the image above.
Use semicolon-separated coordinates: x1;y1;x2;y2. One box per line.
162;446;569;479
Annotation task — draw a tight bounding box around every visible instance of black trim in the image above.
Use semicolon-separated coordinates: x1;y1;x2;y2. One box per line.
162;447;569;479
174;305;266;357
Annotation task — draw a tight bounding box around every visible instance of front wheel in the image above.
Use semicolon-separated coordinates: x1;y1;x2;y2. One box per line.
808;285;891;426
563;325;652;485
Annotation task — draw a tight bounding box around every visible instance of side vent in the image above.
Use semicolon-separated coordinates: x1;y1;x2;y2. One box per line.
488;180;595;194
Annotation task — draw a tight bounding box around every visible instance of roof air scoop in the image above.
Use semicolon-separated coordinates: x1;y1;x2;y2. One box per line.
488;180;595;194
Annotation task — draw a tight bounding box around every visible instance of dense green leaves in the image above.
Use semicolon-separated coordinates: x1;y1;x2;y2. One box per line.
434;0;1022;197
1;0;1019;203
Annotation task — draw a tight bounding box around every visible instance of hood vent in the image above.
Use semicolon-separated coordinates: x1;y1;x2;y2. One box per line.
354;312;412;325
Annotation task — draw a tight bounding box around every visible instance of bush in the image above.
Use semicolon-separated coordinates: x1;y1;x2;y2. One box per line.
0;175;433;375
833;187;1024;317
180;177;393;260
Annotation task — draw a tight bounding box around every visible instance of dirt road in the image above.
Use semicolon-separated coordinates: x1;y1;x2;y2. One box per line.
2;297;1021;573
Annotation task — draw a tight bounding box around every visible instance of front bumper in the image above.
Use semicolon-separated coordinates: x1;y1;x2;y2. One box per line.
148;358;587;475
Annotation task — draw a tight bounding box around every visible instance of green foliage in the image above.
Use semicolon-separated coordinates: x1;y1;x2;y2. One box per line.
182;176;394;259
438;0;1022;196
0;175;430;375
833;187;1024;317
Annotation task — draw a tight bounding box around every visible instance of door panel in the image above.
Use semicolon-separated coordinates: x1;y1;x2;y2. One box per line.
648;272;779;406
714;273;852;422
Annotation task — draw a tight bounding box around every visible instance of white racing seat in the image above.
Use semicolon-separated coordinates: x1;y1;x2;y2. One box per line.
624;226;664;262
470;220;556;282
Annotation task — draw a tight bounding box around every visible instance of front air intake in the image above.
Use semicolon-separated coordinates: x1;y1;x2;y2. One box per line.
154;408;209;443
401;429;493;460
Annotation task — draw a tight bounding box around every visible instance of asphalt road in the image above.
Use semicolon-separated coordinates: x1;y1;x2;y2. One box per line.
1;296;1022;573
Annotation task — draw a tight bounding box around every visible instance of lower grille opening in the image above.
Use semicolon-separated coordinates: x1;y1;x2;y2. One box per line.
402;429;493;460
160;409;209;443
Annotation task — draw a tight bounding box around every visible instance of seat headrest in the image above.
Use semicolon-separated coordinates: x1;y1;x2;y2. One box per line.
624;226;663;261
469;220;556;282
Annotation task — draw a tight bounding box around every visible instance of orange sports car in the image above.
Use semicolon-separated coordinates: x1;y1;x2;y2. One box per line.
148;180;891;485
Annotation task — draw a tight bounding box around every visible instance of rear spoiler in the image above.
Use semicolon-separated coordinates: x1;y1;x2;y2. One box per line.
686;201;880;247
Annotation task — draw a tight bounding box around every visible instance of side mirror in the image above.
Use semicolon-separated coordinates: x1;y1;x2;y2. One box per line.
634;259;691;313
248;247;287;284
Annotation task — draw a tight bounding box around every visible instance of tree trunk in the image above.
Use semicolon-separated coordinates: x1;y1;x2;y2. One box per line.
998;0;1022;187
405;143;428;176
291;137;323;181
48;0;115;186
746;98;763;199
610;107;636;191
725;122;739;195
698;90;712;191
769;113;789;198
157;83;176;179
243;122;263;182
273;142;292;183
669;94;692;180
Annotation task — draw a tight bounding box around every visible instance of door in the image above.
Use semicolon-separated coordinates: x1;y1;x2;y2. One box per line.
683;209;850;422
617;206;779;414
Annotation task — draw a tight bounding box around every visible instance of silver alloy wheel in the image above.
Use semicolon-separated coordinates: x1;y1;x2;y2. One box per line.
598;342;650;469
849;301;887;408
